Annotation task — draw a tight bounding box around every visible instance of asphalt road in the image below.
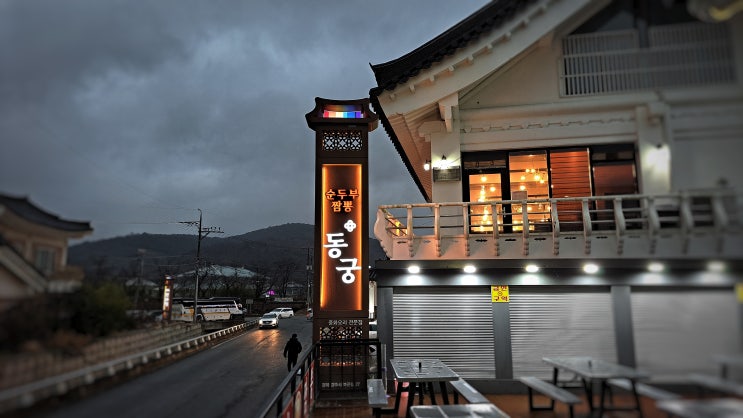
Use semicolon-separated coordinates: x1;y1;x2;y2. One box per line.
31;315;313;418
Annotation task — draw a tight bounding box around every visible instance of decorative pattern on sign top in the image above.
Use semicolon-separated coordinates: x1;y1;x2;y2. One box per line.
320;325;363;340
322;130;363;151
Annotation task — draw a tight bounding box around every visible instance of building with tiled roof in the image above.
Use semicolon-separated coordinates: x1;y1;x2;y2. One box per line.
0;193;93;308
368;0;743;387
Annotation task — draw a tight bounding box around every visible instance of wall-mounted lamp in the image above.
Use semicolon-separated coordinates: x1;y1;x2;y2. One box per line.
438;155;449;170
424;160;431;171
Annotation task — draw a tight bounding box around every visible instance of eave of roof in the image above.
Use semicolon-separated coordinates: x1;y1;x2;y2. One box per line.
0;193;93;233
369;0;536;202
370;0;534;91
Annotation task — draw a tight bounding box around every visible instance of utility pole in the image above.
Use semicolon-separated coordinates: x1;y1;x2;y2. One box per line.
179;209;223;322
305;247;313;309
133;248;146;314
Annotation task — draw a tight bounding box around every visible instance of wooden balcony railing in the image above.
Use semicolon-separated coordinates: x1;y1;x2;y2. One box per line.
374;190;742;260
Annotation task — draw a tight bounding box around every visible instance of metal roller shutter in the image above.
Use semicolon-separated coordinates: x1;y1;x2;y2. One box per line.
510;287;617;380
393;287;495;379
631;289;739;381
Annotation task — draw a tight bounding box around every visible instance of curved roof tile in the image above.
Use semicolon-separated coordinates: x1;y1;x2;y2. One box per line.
370;0;534;91
0;193;93;232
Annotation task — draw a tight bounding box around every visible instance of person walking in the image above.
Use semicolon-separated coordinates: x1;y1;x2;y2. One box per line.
283;333;303;371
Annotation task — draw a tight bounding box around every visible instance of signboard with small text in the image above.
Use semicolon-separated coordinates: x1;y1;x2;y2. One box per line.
491;285;510;302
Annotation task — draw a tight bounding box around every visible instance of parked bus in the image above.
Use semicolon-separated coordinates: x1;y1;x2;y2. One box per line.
171;297;244;322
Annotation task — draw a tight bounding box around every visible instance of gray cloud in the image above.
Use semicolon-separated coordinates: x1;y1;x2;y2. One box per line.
1;0;488;241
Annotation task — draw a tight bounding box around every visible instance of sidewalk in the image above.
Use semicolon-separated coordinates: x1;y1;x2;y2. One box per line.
312;390;675;418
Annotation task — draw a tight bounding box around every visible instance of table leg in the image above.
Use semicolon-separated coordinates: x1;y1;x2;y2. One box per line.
405;382;417;418
428;382;437;405
582;378;594;411
393;380;404;414
439;381;450;405
418;382;425;404
598;380;607;418
630;380;644;418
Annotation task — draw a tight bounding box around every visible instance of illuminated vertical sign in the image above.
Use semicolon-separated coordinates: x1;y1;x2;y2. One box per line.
306;97;377;344
162;275;173;320
320;164;363;310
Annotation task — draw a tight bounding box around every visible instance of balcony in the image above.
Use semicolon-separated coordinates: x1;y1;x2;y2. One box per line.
374;190;742;260
560;22;735;97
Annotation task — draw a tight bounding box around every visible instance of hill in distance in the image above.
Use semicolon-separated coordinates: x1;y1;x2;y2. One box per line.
69;223;387;280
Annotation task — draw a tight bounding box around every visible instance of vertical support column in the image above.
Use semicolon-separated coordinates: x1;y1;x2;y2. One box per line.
612;286;637;367
492;298;513;379
736;284;743;353
377;287;395;390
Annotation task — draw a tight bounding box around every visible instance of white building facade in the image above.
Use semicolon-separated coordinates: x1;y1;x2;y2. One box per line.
368;0;743;386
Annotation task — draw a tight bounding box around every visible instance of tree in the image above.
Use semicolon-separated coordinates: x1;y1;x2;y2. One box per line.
274;259;298;297
250;264;275;299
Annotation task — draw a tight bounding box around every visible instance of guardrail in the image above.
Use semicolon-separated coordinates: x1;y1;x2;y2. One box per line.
257;339;383;418
0;319;257;415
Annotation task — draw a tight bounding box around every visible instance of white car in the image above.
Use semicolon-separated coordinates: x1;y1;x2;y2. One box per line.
271;307;294;318
259;313;279;328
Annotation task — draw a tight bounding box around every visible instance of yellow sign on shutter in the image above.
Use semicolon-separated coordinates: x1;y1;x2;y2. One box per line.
491;285;510;303
736;284;743;303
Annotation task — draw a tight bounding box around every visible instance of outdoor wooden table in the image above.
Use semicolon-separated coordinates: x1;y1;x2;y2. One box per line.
543;356;649;417
410;403;510;418
712;354;743;379
390;358;460;418
656;397;743;418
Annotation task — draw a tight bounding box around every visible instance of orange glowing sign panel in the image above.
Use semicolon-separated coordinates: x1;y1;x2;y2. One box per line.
320;164;362;310
162;275;173;320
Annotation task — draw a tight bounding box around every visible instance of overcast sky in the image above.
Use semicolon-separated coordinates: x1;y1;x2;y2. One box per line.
1;1;489;242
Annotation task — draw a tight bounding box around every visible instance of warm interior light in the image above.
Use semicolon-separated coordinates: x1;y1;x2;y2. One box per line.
481;175;487;182
525;264;539;273
408;265;421;274
424;161;431;171
463;265;477;273
490;186;496;192
583;263;599;274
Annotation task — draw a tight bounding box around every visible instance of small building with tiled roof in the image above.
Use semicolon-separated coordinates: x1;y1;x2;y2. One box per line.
0;193;93;308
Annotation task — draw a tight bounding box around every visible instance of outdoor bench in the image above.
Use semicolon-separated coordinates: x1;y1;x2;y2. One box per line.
449;378;490;404
520;376;582;418
367;378;392;418
688;373;743;397
607;378;680;401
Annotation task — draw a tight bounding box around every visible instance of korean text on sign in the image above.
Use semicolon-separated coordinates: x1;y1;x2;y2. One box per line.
491;285;510;303
323;232;360;283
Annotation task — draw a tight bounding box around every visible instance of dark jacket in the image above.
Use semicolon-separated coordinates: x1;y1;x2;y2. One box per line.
284;336;302;358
